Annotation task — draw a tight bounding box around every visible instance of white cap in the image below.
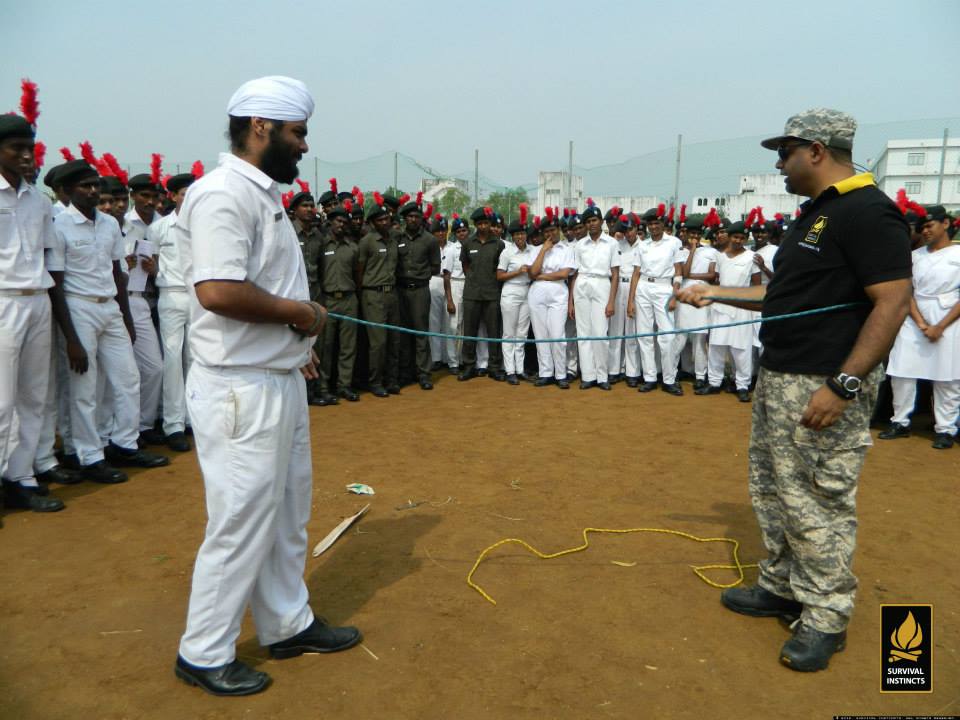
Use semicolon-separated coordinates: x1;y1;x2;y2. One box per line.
227;76;314;121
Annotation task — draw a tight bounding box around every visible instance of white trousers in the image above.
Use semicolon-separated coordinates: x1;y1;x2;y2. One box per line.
674;333;708;380
574;277;611;382
529;282;568;380
564;315;578;375
708;344;752;390
179;364;314;667
449;280;464;369
0;294;52;484
607;279;639;378
35;334;66;473
428;276;450;365
635;281;678;384
890;375;960;435
159;288;191;435
63;297;140;465
500;288;530;375
129;295;162;432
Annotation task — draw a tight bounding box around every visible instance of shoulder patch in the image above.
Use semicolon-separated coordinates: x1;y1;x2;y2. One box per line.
805;216;828;245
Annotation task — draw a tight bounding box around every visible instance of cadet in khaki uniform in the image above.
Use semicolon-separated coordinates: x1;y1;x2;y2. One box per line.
315;206;359;405
290;189;323;404
396;199;441;390
457;207;505;381
355;196;399;397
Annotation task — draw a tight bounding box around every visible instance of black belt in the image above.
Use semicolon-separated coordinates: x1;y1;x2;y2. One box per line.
363;285;394;292
325;290;354;300
399;279;429;289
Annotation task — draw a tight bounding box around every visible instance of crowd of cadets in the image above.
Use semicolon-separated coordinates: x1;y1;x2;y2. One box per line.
2;82;959;517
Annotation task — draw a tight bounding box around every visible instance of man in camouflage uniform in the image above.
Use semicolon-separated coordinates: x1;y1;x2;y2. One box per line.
679;109;912;672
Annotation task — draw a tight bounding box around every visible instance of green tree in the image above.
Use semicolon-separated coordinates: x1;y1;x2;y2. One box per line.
484;187;530;223
436;187;471;218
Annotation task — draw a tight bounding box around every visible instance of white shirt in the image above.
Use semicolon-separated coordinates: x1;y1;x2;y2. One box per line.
617;237;640;278
575;233;620;277
0;175;55;289
497;244;538;287
716;249;757;287
447;239;465;279
48;205;125;297
176;152;311;370
534;242;576;277
52;200;68;218
756;243;778;285
123;208;154;256
149;211;186;288
635;234;684;278
684;245;720;286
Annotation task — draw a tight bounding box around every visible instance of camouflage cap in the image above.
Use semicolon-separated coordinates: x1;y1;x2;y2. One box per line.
760;108;856;151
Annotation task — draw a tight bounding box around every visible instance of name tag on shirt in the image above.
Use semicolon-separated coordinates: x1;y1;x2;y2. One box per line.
324;250;335;256
0;208;13;215
378;248;387;253
398;243;406;248
274;212;283;222
470;249;479;254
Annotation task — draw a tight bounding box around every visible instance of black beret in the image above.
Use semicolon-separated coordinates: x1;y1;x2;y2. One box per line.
349;203;365;218
165;173;196;194
381;193;400;209
336;191;354;202
99;176;126;195
924;205;949;223
0;115;34;144
568;213;583;226
366;204;390;221
616;215;637;232
318;190;337;204
325;206;349;221
470;207;492;222
128;174;159;192
727;221;748;236
507;219;527;234
451;217;468;231
399;202;422;217
289;191;314;209
641;208;661;222
581;205;602;221
430;217;449;233
43;163;65;189
57;160;99;187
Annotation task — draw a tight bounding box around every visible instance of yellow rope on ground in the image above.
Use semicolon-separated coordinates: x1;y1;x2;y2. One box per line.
467;527;759;605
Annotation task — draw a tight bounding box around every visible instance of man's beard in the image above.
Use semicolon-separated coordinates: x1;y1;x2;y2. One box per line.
261;133;299;184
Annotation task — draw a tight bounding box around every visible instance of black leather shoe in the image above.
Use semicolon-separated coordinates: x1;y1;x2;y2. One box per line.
59;453;81;470
534;377;553;387
932;432;955;449
597;381;612;391
174;656;270;696
386;385;401;395
693;378;706;390
418;376;433;390
638;381;658;393
104;444;170;468
608;374;622;384
166;432;191;452
2;480;65;512
779;623;846;672
556;379;570;390
661;383;684;396
490;371;506;382
139;428;167;447
457;369;478;382
320;393;340;406
81;460;128;484
878;422;910;440
506;374;519;385
477;368;488;376
37;465;83;485
431;361;444;372
695;384;722;395
737;389;752;403
338;388;360;402
580;381;596;390
625;377;640;388
721;585;803;619
268;617;362;659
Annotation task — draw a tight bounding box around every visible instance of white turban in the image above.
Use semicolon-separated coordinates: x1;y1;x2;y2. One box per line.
226;76;315;121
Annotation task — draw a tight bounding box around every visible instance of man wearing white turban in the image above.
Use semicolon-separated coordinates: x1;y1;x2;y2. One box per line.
173;76;361;697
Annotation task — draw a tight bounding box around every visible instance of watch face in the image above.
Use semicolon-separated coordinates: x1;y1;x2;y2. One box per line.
842;376;861;392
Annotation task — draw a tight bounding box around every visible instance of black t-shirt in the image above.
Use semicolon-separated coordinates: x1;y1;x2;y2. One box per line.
759;175;911;375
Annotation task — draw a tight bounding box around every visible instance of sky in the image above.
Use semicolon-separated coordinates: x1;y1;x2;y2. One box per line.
5;0;959;189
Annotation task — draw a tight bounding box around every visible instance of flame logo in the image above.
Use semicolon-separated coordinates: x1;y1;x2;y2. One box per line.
811;217;826;233
888;611;923;662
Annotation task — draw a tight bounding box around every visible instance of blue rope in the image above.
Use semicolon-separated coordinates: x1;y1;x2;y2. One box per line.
325;296;865;344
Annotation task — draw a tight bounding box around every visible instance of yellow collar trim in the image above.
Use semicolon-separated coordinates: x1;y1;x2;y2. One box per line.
831;172;875;195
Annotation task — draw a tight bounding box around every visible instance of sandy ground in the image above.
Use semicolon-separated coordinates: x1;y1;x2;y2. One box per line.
1;373;957;720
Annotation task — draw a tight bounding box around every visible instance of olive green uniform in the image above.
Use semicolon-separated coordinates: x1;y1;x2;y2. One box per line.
357;230;400;389
294;219;323;301
459;235;505;373
397;228;441;380
317;233;359;394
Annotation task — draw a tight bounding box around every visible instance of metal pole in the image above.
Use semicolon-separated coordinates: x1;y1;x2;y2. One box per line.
568;140;573;207
474;149;479;205
936;128;949;204
393;152;398;192
673;134;682;207
314;156;319;195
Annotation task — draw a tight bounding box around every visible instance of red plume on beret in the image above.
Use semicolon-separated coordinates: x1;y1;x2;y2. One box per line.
533;215;541;228
343;199;353;213
161;174;172;191
774;212;784;224
373;191;384;207
282;190;294;209
794;208;801;218
703;208;721;228
679;204;687;223
150;153;163;185
351;185;361;199
355;190;365;207
544;206;554;221
630;212;640;225
586;197;595;207
59;147;76;162
452;213;459;220
745;208;758;228
33;141;46;169
295;179;310;193
191;161;204;179
19;79;39;127
563;208;570;218
553;206;559;218
519;203;528;225
435;213;444;221
483;206;493;217
756;207;766;225
415;191;423;206
895;188;909;214
656;203;665;218
667;204;675;223
610;205;620;217
102;153;128;186
329;177;338;195
398;193;411;205
907;201;927;218
424;203;434;219
79;141;97;167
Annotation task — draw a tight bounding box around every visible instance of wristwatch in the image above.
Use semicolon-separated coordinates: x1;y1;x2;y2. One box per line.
826;372;862;400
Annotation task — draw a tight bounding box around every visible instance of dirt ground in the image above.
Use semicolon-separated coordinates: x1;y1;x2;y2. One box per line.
1;374;957;720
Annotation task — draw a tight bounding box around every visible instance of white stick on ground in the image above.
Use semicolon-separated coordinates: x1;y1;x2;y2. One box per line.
312;504;370;557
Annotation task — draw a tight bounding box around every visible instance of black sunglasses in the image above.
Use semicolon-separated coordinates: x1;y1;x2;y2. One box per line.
777;141;813;161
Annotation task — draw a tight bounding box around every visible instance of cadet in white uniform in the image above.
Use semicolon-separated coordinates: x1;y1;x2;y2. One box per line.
563;213;585;379
627;208;685;395
527;214;576;388
697;221;760;401
0;115;65;512
675;225;719;389
497;212;537;384
752;221;780;349
570;208;620;389
447;219;468;371
427;215;454;368
607;214;641;386
174;77;359;698
150;171;199;452
882;206;960;449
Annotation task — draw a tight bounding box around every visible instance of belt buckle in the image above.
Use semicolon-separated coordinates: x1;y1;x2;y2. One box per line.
384;285;393;292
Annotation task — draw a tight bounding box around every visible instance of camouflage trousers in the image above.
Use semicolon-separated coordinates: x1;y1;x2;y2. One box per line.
748;366;881;633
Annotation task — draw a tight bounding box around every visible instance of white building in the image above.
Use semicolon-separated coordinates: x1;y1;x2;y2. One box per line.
419;178;470;204
535;171;583;215
591;195;664;216
872;138;960;212
690;173;799;221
